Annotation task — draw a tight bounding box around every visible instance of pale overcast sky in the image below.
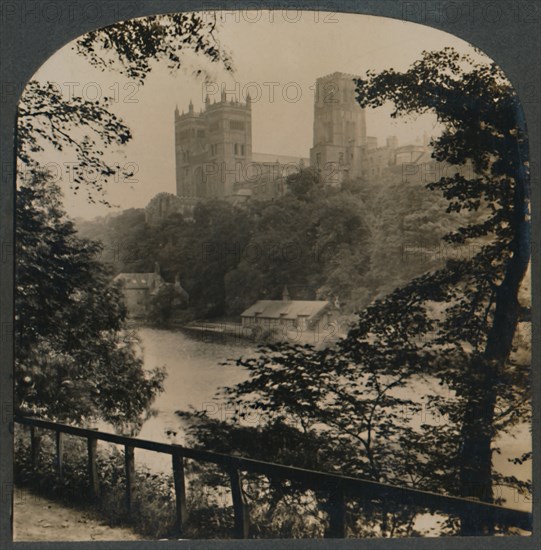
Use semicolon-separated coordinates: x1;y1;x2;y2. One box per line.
31;10;484;219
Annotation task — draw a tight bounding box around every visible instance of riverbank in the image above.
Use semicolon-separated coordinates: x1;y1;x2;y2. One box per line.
178;319;345;348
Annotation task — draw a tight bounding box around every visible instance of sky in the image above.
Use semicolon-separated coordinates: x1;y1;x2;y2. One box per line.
30;10;484;219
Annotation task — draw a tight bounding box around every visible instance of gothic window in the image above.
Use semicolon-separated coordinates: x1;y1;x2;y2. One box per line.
234;143;238;155
230;120;245;131
241;144;245;156
316;153;321;165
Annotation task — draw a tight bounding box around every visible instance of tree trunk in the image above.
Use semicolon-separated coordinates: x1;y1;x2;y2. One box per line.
459;151;530;534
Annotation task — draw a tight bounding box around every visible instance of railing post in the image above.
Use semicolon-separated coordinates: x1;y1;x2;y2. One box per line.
30;425;41;467
325;485;346;538
55;430;64;481
172;448;188;534
229;467;249;539
87;430;100;500
125;445;135;514
460;505;495;536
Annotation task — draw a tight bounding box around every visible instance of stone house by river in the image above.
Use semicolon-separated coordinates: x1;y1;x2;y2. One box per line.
113;263;165;318
114;263;189;318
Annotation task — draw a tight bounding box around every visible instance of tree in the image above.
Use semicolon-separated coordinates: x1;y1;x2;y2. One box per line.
17;80;132;204
15;171;166;430
353;47;531;534
286;167;322;201
147;284;189;327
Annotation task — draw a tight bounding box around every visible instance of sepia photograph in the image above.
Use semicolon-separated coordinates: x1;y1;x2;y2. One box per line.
6;4;534;542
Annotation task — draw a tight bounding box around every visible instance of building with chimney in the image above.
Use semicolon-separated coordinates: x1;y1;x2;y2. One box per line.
240;286;332;332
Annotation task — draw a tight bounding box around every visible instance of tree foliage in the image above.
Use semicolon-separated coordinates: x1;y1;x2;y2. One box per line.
78;171;375;318
75;12;233;83
15;172;166;429
353;47;531;521
17;81;132;204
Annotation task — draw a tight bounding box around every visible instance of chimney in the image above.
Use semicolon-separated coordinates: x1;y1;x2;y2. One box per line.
282;285;291;302
175;273;181;287
154;262;160;275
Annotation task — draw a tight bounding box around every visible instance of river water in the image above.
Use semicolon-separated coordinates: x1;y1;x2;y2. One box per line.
131;327;531;515
131;327;251;471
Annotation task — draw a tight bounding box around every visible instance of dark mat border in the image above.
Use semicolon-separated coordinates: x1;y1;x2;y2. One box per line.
1;1;539;548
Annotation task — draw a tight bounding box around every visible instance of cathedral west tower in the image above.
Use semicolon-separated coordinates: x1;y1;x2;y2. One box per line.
175;90;252;200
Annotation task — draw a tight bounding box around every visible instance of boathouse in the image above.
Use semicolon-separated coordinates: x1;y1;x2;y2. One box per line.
241;287;332;331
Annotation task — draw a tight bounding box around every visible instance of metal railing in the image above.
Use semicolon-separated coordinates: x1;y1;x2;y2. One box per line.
14;415;532;538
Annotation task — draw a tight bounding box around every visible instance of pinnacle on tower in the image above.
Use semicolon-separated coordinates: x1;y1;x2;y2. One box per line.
221;88;226;102
189;99;194;113
175;104;179;117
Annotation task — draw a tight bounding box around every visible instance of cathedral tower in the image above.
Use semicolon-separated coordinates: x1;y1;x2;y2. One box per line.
310;72;367;185
175;92;252;200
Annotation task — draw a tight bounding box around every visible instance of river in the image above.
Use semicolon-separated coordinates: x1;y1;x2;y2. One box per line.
130;327;251;472
131;327;531;515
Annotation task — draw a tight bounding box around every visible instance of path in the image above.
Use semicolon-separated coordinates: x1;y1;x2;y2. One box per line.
13;487;142;541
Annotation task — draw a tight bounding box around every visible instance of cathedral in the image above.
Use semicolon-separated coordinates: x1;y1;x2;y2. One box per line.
147;72;435;223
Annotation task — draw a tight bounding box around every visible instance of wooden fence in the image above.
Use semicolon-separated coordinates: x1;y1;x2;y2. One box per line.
14;415;532;538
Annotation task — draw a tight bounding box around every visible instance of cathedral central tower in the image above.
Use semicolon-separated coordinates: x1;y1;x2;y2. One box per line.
310;72;367;185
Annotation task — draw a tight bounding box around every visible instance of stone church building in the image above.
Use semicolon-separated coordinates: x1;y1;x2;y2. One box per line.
145;71;441;222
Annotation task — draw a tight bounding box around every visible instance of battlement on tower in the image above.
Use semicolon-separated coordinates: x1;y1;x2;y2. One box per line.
175;94;251;123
